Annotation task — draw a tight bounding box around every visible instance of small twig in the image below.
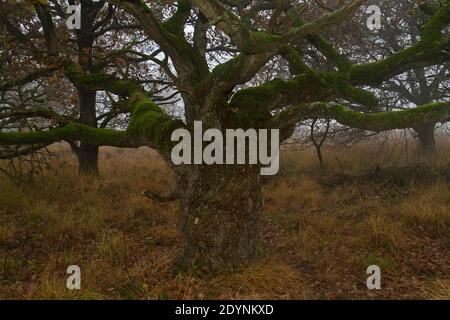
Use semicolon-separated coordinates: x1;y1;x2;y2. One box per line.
142;189;181;203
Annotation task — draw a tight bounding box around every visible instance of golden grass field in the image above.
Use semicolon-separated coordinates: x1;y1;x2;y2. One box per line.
0;139;449;299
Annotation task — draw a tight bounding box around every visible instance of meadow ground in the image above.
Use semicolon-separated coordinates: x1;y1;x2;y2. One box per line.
0;140;449;299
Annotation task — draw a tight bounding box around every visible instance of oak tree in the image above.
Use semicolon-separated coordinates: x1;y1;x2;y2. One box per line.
1;0;449;269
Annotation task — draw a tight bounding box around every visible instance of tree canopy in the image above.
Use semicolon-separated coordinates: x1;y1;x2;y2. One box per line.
0;0;448;157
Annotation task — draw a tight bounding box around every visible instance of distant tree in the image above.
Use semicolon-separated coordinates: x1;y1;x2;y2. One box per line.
309;118;330;170
323;0;449;157
0;0;177;175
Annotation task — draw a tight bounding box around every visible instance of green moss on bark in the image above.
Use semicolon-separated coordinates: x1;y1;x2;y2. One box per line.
128;98;184;148
65;62;142;96
0;123;128;147
272;101;450;132
349;3;449;86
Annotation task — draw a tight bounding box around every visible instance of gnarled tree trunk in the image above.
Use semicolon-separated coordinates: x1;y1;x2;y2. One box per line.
180;165;263;270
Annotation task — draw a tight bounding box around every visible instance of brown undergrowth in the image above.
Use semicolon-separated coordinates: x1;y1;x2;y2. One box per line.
0;143;449;299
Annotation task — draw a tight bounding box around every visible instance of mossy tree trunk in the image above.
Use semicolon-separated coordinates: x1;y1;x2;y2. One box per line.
77;143;100;176
412;85;437;159
77;91;99;176
179;165;263;270
75;88;99;176
413;123;437;158
75;6;100;177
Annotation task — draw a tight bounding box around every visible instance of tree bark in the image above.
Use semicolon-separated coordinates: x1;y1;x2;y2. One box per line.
180;165;263;270
75;6;100;177
76;89;99;176
413;123;436;158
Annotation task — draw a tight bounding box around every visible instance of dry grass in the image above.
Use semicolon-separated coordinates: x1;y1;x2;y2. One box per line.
0;142;449;300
